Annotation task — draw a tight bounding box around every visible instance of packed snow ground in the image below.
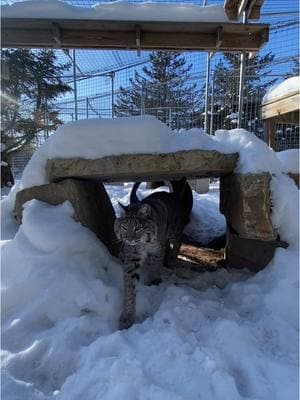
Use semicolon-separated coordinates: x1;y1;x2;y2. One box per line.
1;179;299;400
1;116;299;399
1;0;228;22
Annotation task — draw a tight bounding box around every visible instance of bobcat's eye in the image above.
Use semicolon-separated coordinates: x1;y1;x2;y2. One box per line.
135;226;142;232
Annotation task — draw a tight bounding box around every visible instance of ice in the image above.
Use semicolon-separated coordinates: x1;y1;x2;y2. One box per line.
1;0;228;23
262;76;300;103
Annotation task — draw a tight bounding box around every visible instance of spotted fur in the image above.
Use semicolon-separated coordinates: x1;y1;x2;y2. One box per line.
114;179;193;329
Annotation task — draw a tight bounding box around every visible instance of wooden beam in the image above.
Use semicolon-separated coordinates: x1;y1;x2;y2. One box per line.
261;92;300;120
1;18;269;52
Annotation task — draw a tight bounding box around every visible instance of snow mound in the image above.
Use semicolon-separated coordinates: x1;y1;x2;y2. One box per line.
1;0;228;22
213;128;282;174
1;175;299;399
262;76;300;104
18;117;286;190
276;149;299;173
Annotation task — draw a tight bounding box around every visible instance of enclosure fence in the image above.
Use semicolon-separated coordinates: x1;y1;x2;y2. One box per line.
7;3;300;178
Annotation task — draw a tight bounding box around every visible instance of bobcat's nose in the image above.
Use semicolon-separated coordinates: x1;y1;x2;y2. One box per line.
125;239;137;246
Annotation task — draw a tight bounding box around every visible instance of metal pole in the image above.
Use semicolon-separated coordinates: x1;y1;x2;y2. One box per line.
140;88;144;116
86;97;89;119
210;74;215;135
204;52;212;132
168;108;172;128
238;12;247;129
72;49;78;120
111;72;115;118
238;51;246;129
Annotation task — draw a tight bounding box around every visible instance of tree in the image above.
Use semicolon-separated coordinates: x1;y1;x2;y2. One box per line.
209;52;277;132
285;58;299;78
114;51;202;129
1;49;71;158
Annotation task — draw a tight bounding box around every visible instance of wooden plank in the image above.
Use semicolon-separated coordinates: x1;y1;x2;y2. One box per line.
45;150;239;183
1;18;269;51
261;93;300;120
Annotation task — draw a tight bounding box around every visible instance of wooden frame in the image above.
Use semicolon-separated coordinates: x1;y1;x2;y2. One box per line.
1;18;269;52
262;92;300;149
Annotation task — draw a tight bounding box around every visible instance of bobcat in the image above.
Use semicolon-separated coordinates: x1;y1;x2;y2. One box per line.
114;178;193;329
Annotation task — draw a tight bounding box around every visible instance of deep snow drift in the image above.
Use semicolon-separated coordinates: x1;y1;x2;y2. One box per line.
1;116;299;399
1;181;299;400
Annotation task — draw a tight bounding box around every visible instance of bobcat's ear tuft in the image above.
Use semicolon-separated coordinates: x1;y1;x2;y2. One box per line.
138;203;152;217
118;201;129;212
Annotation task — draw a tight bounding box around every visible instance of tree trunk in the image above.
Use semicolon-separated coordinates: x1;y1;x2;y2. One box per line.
1;152;14;188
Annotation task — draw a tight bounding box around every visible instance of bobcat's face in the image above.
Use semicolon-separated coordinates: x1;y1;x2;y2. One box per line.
114;203;158;245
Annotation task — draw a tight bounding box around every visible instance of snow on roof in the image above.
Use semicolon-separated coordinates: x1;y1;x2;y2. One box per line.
262;76;300;104
1;0;229;22
276;149;299;174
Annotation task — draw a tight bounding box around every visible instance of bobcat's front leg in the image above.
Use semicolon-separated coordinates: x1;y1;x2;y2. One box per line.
119;261;140;330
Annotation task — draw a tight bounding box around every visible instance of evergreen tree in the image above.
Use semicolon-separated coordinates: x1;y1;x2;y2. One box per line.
1;49;71;157
285;58;299;78
115;51;202;129
209;52;277;132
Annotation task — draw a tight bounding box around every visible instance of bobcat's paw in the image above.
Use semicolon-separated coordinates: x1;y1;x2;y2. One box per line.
119;313;135;330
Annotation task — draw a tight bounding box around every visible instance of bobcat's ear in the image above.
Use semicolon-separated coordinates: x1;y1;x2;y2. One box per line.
138;203;152;217
118;201;129;212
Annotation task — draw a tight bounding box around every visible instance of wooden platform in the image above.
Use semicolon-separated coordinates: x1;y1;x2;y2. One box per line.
1;18;269;52
46;150;238;183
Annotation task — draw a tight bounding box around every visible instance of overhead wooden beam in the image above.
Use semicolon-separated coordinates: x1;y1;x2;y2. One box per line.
1;18;269;52
224;0;264;21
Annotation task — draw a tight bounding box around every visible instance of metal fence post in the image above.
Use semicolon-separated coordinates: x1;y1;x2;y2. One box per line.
86;97;89;119
204;52;212;132
210;73;215;134
72;49;78;121
111;71;115;118
238;12;247;129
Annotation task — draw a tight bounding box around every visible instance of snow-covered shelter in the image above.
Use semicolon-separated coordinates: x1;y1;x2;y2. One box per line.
1;0;268;52
262;76;300;149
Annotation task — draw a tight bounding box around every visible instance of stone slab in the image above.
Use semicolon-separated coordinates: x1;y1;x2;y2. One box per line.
220;173;277;241
46;150;238;183
225;224;288;272
14;179;119;256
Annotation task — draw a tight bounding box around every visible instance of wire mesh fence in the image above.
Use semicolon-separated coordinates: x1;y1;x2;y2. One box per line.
3;0;299;179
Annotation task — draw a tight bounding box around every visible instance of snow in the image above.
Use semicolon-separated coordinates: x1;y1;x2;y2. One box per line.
15;116;287;190
1;180;299;400
276;149;299;173
226;112;239;120
1;0;229;23
262;76;300;104
1;115;299;400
